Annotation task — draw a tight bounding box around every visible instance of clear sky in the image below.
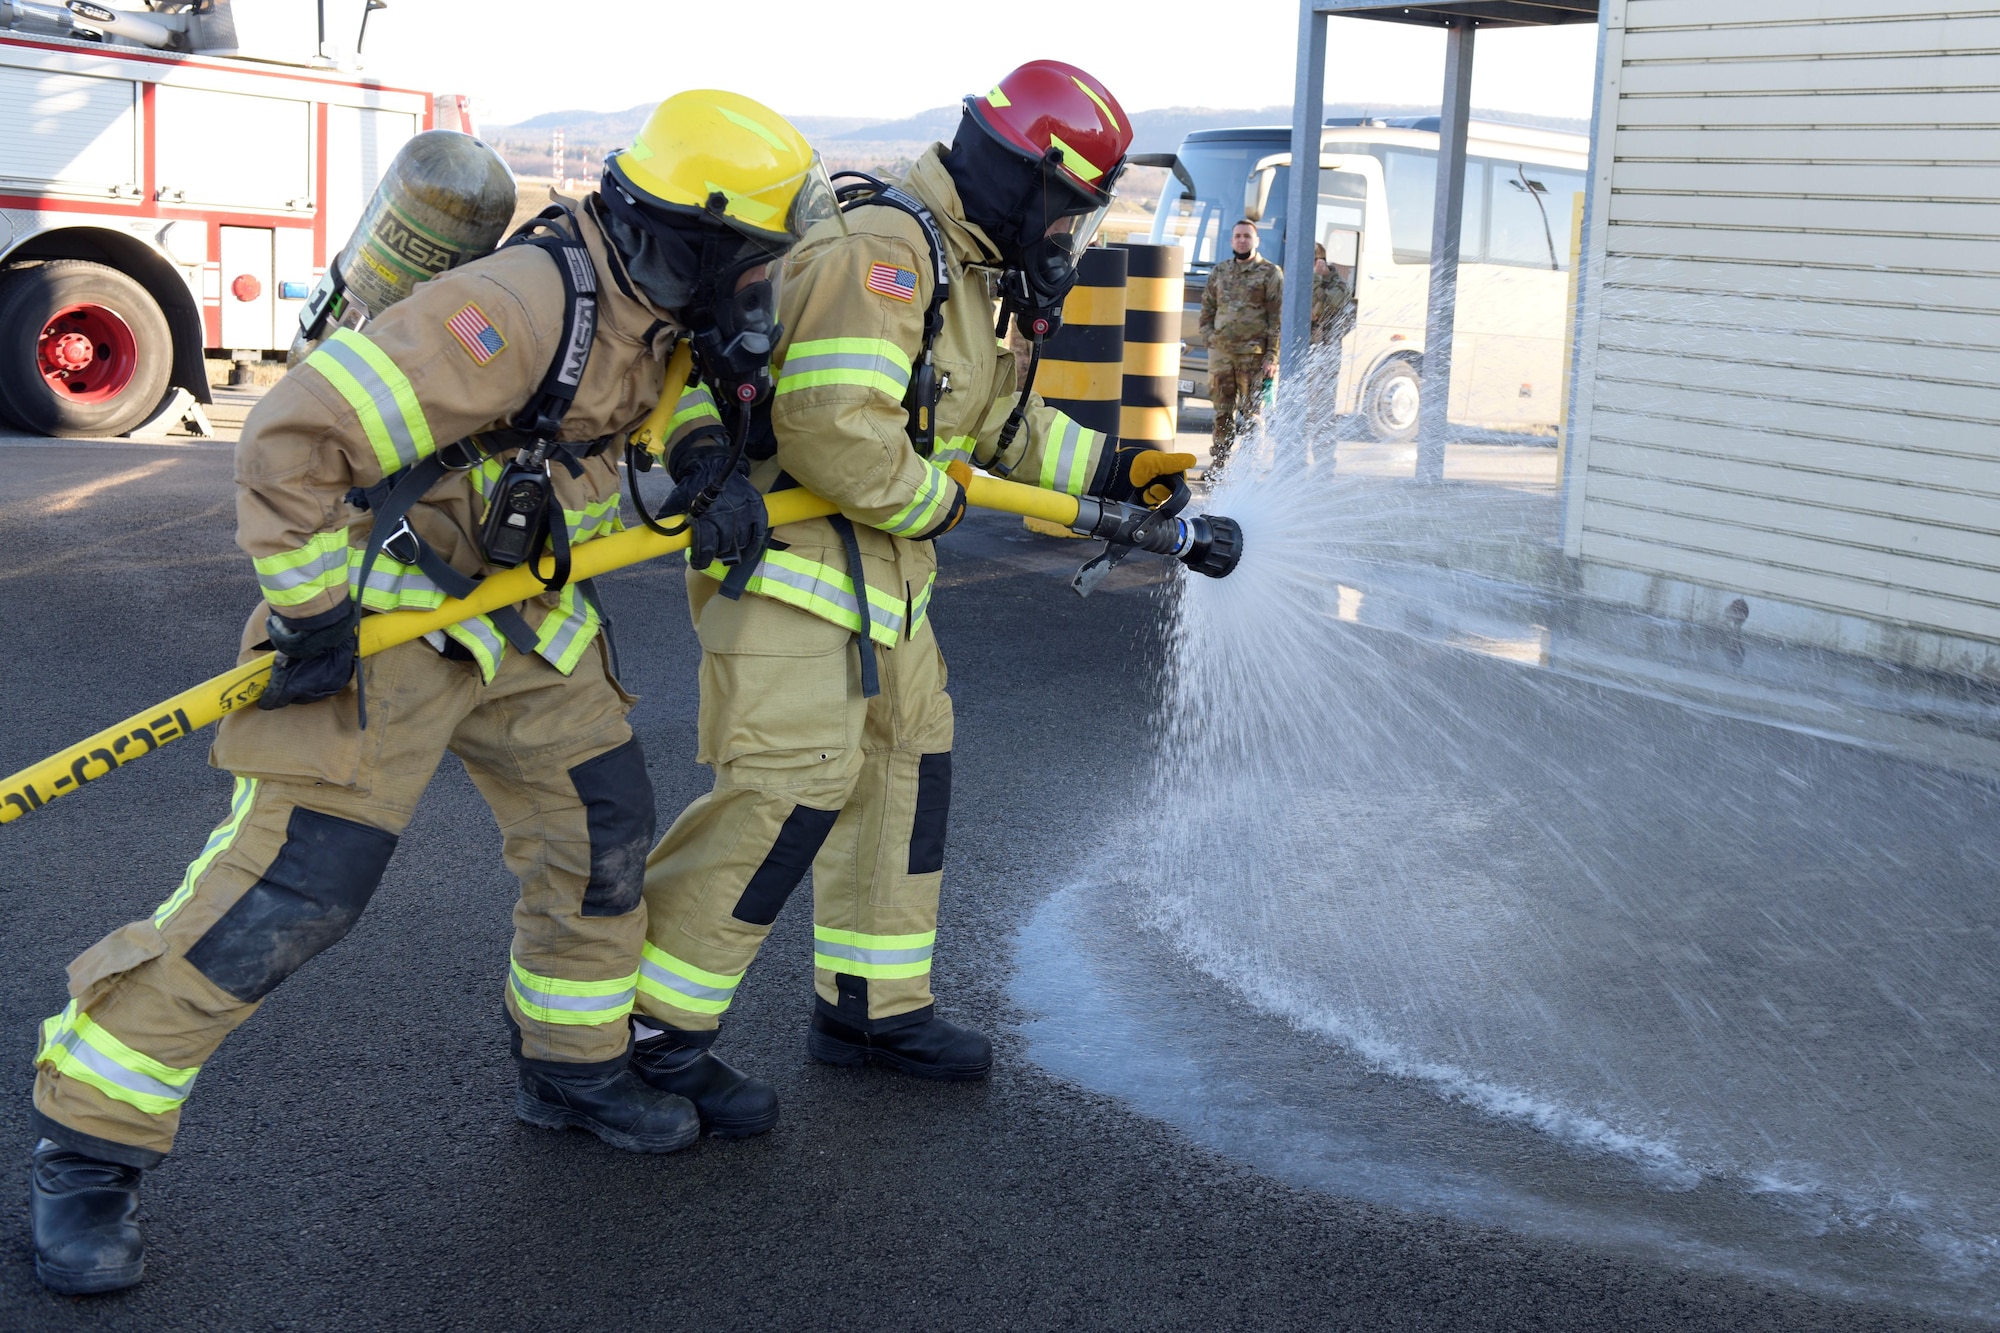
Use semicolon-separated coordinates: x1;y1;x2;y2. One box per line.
365;1;1601;128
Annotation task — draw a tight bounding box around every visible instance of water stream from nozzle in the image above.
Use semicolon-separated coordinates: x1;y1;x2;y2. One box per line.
1017;366;2000;1320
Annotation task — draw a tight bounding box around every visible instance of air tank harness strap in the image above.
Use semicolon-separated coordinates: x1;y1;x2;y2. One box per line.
843;186;950;459
826;514;880;699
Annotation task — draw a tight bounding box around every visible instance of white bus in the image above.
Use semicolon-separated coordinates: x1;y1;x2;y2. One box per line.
1146;118;1588;442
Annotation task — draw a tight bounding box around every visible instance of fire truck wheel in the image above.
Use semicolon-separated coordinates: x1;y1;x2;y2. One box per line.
0;261;174;439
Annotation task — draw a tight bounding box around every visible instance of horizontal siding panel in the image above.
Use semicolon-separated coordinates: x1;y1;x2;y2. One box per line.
1616;91;2000;129
1597;320;2000;383
1614;125;2000;161
1601;254;2000;313
1585;473;2000;570
1625;0;1996;30
1575;529;2000;642
1623;15;2000;61
1587;408;2000;490
1620;53;2000;97
1609;191;2000;237
1594;348;2000;422
1599;283;2000;344
1587;380;2000;456
1606;221;2000;273
1585;437;2000;521
1608;159;2000;200
1581;500;2000;605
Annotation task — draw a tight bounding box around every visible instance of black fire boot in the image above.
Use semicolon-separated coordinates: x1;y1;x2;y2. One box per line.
630;1025;778;1139
30;1140;145;1295
807;1005;992;1082
515;1059;700;1153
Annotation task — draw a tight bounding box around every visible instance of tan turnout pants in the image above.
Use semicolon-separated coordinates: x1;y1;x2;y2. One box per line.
637;575;954;1036
32;635;651;1166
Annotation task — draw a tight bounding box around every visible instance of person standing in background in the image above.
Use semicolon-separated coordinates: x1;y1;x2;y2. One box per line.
1199;220;1281;471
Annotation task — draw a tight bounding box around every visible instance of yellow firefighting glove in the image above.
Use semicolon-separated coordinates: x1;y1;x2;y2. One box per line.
1109;444;1199;508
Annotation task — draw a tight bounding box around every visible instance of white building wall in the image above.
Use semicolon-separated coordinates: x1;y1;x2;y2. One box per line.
1565;0;2000;677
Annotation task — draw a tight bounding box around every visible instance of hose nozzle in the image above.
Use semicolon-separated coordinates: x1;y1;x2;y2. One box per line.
1067;495;1245;595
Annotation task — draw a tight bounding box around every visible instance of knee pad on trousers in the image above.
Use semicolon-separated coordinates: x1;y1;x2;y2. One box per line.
568;738;656;917
733;804;840;926
908;752;951;875
183;806;398;1002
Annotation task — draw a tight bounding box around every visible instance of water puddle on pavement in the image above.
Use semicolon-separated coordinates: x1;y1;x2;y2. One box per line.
1012;424;2000;1322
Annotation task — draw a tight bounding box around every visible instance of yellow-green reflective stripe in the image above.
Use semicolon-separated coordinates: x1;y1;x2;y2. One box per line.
637;942;740;1015
933;437;976;467
154;776;257;927
565;496;624;545
910;570;936;634
697;548;904;646
253;530;351;607
776;337;912;399
1039;412;1098;497
347;548;447;612
304;330;436;476
813;925;935;979
670;385;721;429
881;461;950;537
534;583;599;673
446;616;505;681
38;1002;200;1116
508;959;637;1026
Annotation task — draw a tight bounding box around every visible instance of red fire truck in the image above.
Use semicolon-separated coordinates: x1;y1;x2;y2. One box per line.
0;1;464;437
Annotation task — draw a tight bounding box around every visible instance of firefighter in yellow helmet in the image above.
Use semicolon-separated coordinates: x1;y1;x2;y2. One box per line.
25;92;834;1297
626;62;1193;1088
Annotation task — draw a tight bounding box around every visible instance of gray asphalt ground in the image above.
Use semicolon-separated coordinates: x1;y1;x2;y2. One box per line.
0;438;1976;1331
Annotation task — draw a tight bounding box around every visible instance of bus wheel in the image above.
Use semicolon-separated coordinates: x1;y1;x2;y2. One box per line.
0;261;173;438
1363;359;1421;444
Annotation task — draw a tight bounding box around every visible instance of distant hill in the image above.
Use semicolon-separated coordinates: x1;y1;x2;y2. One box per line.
482;101;1589;178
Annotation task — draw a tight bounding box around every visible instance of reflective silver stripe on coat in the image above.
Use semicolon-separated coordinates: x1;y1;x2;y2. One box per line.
315;336;427;471
260;546;348;594
779;351;912;393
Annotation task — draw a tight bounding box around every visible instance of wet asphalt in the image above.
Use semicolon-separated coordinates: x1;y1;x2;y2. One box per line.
0;439;1976;1331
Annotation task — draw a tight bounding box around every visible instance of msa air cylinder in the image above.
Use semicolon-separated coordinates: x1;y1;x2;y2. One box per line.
291;130;517;361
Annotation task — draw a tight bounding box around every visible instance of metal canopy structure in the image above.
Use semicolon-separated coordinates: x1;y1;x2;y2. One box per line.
1278;0;1598;479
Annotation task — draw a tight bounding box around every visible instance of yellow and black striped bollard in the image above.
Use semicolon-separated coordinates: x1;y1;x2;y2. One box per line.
1027;246;1127;537
1114;242;1185;454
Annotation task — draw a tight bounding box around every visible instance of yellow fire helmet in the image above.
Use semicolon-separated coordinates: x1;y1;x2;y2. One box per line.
607;89;838;250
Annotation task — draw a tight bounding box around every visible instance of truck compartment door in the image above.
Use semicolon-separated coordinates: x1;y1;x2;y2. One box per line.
0;65;139;200
155;87;311;211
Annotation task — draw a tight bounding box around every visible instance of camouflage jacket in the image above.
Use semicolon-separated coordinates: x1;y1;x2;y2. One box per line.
1311;268;1353;342
1200;251;1282;357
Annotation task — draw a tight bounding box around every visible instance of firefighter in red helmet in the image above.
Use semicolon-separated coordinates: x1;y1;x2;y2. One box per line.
623;61;1194;1102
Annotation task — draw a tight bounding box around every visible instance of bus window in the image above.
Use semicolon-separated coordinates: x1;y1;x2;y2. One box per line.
1316;169;1365;270
1376;148;1490;266
1489;164;1586;270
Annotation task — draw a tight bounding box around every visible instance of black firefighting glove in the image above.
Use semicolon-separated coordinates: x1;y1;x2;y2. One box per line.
257;602;359;710
1104;443;1198;508
665;439;769;570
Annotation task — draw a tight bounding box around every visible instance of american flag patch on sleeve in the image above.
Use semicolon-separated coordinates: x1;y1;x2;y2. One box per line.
864;262;918;303
447;303;507;365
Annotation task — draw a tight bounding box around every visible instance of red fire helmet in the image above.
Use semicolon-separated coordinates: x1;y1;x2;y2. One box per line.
965;59;1133;207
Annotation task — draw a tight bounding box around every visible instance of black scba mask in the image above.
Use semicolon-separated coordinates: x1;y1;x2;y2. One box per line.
944;116;1115;343
599;172;785;409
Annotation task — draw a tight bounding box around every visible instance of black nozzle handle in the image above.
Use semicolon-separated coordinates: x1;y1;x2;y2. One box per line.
1067;497;1244;579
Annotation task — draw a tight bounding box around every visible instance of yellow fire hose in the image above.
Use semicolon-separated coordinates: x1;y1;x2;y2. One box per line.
0;470;1089;826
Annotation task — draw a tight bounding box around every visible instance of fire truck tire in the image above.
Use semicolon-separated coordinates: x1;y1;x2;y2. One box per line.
0;261;174;439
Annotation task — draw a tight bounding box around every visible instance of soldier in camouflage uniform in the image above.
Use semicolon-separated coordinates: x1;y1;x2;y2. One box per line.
1310;242;1353;346
1199;219;1282;468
